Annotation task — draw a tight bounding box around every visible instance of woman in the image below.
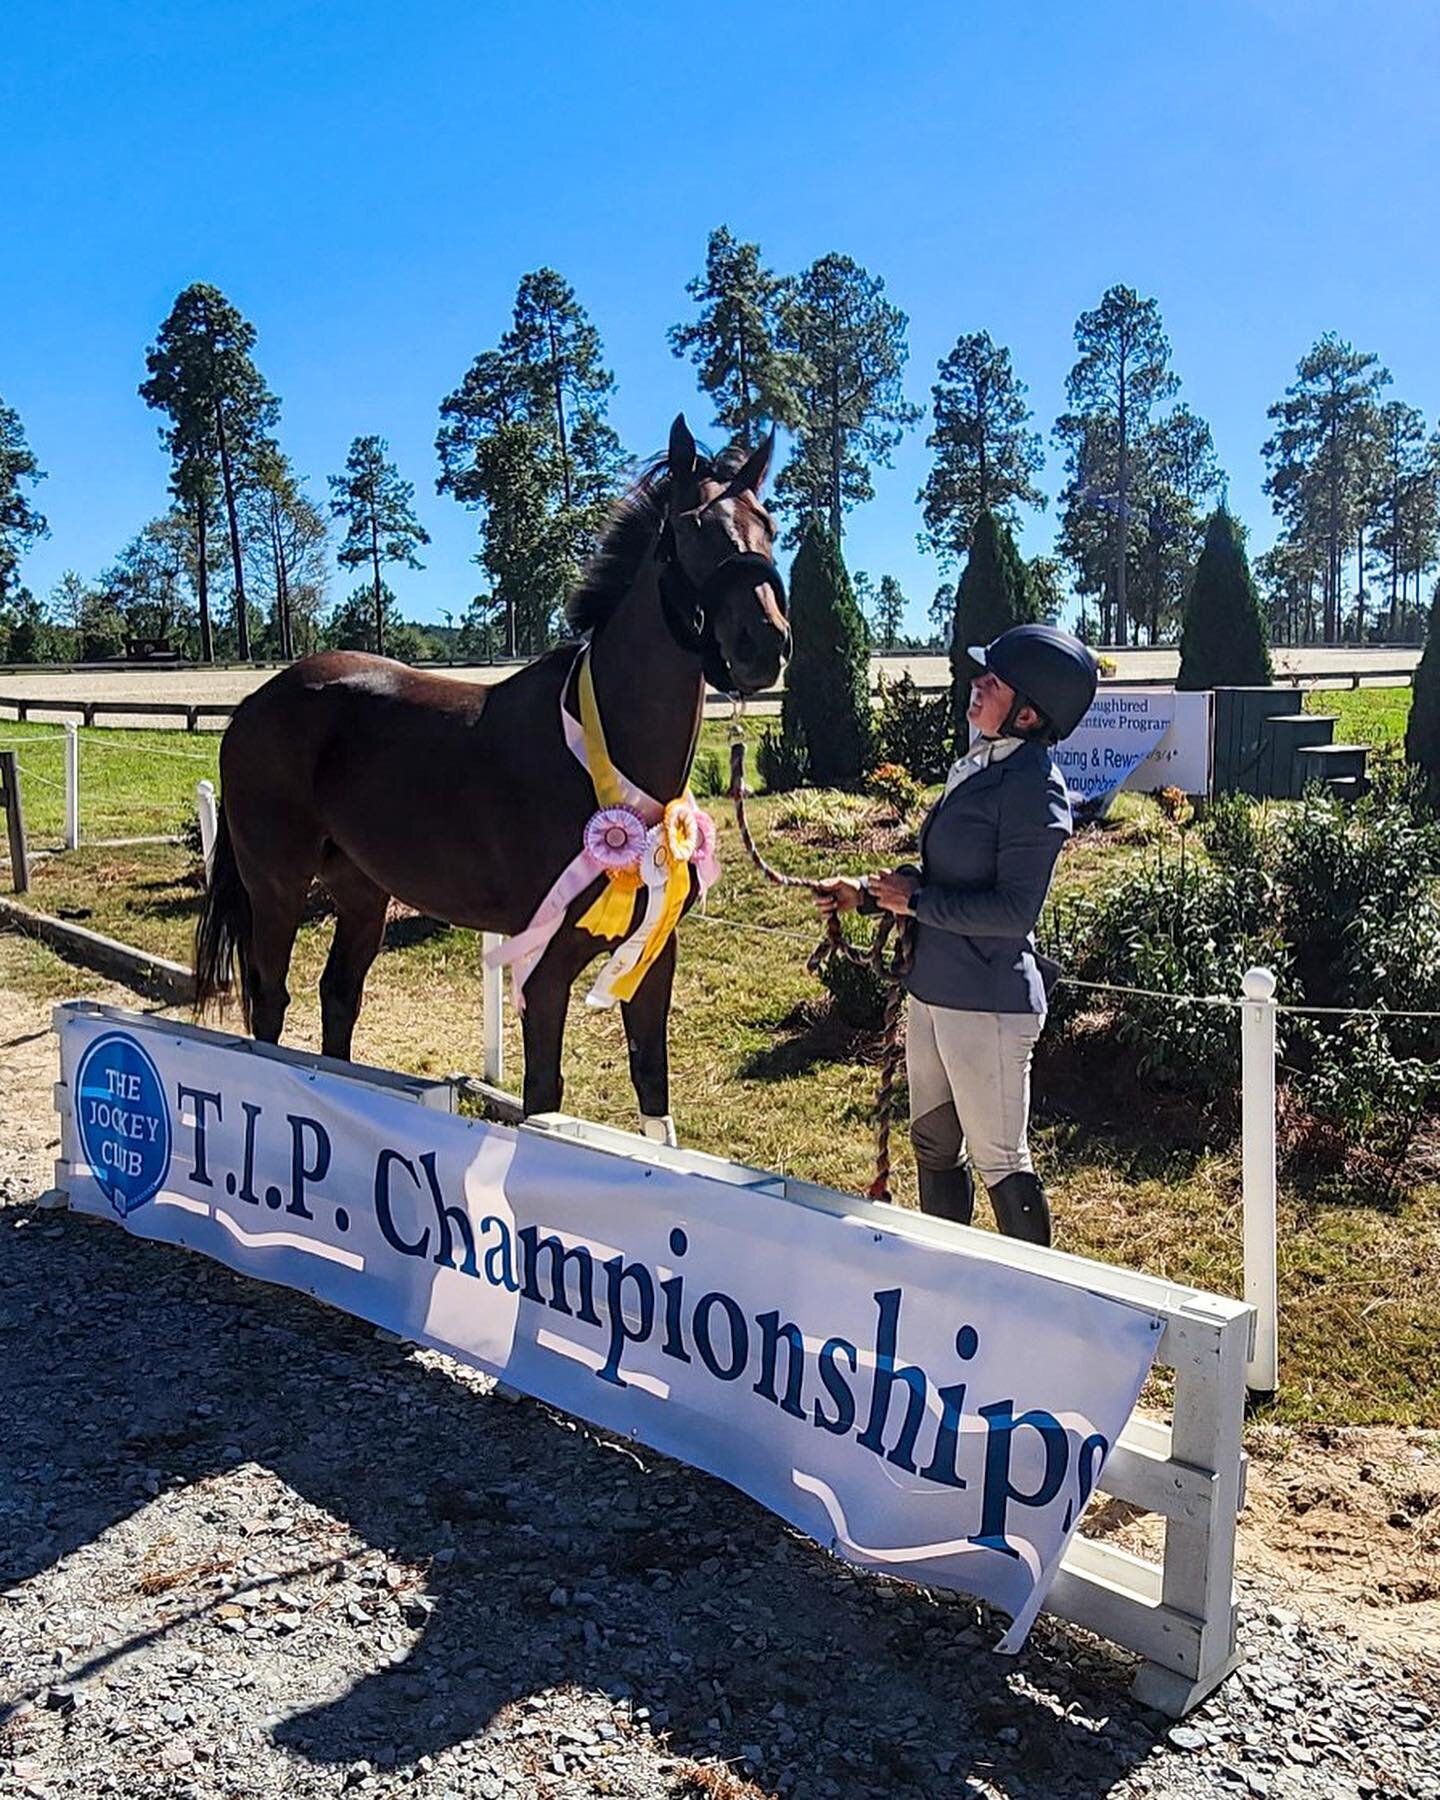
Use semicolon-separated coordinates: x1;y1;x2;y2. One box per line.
818;625;1098;1245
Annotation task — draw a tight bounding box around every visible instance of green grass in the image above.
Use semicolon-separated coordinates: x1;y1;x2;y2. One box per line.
1304;683;1412;754
6;741;1438;1427
0;719;218;849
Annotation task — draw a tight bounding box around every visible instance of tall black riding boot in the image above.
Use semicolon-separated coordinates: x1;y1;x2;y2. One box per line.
988;1171;1052;1246
917;1163;975;1226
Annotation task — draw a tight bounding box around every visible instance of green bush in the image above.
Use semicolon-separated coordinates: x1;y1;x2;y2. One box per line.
758;722;808;793
1293;1014;1433;1155
782;523;871;786
1176;507;1272;690
689;749;725;801
1200;792;1269;873
817;945;890;1030
874;671;952;783
772;790;871;842
1271;787;1440;1013
1048;845;1284;1090
1404;583;1440;802
948;510;1038;734
866;762;924;818
1052;779;1440;1172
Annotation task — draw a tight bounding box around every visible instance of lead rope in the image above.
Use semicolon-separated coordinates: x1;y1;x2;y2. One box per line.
727;730;914;1203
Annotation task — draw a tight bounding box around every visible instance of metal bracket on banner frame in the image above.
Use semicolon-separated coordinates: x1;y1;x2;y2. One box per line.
47;1004;1251;1719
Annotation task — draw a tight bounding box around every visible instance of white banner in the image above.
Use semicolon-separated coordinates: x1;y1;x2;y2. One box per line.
58;1010;1161;1651
1055;688;1213;806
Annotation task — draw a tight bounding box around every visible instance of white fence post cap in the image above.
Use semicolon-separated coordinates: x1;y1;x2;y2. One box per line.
1241;967;1276;1002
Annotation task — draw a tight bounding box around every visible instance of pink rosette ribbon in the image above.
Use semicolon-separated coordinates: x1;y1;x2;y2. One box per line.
583;806;646;872
692;806;720;893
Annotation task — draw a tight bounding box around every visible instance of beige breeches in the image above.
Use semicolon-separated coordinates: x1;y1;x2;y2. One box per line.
906;996;1044;1187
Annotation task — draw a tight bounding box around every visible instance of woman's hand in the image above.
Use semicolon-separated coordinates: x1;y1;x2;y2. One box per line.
869;869;920;915
814;877;864;916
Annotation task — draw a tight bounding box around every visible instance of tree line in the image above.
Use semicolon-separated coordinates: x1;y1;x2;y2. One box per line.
1;236;1436;664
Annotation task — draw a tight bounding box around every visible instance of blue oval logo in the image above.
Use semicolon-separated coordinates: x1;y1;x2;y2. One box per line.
76;1032;171;1218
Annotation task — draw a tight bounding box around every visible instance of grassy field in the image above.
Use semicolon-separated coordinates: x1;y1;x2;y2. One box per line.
1303;683;1412;755
2;691;1436;1427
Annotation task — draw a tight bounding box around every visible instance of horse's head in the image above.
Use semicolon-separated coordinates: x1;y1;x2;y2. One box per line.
661;413;790;696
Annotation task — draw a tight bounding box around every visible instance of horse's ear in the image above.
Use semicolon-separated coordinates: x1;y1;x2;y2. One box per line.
668;414;697;479
728;427;775;497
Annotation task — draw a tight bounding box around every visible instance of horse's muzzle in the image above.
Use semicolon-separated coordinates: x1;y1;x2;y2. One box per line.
725;604;789;694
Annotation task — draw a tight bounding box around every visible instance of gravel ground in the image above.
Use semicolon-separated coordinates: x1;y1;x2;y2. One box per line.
1;973;1437;1799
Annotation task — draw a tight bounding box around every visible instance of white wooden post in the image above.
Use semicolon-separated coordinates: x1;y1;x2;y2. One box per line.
63;722;79;850
195;779;218;883
481;932;504;1087
1240;966;1278;1395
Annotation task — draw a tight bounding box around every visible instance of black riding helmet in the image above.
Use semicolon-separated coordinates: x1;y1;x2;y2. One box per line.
966;624;1099;742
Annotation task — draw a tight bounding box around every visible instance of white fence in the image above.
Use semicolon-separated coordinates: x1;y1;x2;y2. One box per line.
49;1000;1252;1718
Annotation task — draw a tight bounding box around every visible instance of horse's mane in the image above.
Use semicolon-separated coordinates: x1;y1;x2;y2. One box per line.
565;444;748;635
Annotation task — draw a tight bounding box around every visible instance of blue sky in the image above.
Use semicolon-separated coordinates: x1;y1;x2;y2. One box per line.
6;0;1439;635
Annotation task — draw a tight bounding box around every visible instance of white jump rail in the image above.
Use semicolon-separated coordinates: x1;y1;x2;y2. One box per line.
48;1001;1250;1718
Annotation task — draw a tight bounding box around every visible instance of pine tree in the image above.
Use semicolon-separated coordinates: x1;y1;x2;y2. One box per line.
0;396;48;610
1262;334;1389;644
243;448;328;659
1176;508;1272;690
1371;402;1440;638
781;521;871;785
948;511;1039;734
1056;285;1178;646
98;517;196;650
437;270;624;652
919;330;1044;565
1405;583;1440;801
773;253;919;546
140;284;278;661
872;575;906;648
668;227;807;444
328;437;429;659
324;580;409;656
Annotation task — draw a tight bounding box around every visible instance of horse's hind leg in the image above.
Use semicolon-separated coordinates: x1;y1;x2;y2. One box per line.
246;879;308;1045
317;847;389;1062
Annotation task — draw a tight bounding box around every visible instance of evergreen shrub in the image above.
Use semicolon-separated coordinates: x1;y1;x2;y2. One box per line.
874;672;952;783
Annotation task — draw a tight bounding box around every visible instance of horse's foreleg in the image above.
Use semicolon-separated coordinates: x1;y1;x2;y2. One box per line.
519;947;577;1118
620;936;677;1146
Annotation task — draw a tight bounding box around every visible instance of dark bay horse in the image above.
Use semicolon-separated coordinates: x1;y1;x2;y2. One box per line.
194;415;789;1127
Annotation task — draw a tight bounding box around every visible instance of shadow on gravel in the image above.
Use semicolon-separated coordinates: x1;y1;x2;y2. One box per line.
0;1205;1162;1798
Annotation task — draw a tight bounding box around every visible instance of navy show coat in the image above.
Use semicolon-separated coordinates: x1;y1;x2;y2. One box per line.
905;739;1074;1016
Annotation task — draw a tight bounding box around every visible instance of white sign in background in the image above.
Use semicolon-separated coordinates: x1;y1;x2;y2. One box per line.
1055;688;1213;806
59;1011;1162;1651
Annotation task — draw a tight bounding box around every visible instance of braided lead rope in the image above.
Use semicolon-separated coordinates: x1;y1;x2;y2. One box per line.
728;738;913;1202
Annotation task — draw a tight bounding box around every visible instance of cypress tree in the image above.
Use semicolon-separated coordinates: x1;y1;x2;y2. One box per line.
1405;583;1440;802
782;520;871;785
948;509;1038;734
1176;507;1273;690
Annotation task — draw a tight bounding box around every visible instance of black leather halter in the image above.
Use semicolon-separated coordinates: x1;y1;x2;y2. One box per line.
656;518;787;696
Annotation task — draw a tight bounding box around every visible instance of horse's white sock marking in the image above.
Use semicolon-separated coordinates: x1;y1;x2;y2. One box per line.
640;1114;678;1148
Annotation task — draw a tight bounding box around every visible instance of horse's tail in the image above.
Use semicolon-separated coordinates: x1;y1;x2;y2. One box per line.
193;805;254;1030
